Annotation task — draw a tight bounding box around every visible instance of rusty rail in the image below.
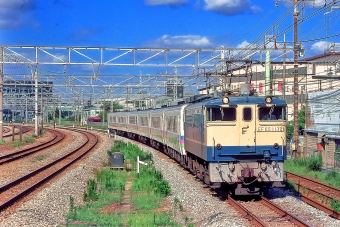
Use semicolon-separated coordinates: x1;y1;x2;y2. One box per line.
0;129;98;211
285;171;340;219
0;129;64;165
227;196;266;227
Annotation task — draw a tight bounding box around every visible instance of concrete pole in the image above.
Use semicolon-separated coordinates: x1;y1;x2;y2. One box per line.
265;50;271;96
293;0;299;157
0;47;3;142
40;88;43;132
59;101;61;125
25;95;28;123
53;99;56;129
34;71;38;135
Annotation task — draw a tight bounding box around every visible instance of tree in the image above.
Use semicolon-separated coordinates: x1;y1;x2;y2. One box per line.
98;101;123;122
286;105;305;140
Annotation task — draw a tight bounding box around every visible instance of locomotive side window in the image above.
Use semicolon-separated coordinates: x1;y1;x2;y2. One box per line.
185;109;194;126
259;106;286;121
207;107;236;121
243;107;252;121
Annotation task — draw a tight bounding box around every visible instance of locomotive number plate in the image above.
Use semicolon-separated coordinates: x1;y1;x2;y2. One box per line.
258;126;284;132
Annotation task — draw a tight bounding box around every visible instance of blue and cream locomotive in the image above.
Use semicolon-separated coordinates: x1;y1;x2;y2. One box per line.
108;91;287;195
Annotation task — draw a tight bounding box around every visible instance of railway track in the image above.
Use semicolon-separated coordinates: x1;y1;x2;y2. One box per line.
285;171;340;219
3;125;30;138
0;128;98;211
226;195;311;227
0;128;65;164
2;127;10;134
111;133;315;226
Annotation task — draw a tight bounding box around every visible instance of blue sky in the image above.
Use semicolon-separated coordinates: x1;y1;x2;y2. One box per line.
0;0;266;47
1;0;340;100
2;0;337;51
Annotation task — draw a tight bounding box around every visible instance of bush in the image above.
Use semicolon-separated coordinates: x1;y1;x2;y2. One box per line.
307;153;322;171
23;136;35;143
84;179;99;202
154;180;171;197
326;169;340;181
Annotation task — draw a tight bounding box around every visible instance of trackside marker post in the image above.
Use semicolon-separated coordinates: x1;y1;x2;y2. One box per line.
137;156;148;178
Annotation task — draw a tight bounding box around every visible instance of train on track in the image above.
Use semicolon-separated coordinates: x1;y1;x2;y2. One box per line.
88;116;102;122
108;86;287;195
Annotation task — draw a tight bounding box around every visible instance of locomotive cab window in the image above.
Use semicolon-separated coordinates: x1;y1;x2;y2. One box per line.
206;107;236;121
259;106;286;121
243;107;252;121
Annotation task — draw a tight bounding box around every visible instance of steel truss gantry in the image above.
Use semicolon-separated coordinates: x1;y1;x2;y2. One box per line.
2;45;292;66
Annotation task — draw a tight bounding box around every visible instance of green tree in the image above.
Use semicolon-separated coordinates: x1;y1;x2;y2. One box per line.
98;101;123;122
286;105;305;140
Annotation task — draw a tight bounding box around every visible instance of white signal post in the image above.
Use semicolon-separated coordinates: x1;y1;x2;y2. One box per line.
137;156;148;178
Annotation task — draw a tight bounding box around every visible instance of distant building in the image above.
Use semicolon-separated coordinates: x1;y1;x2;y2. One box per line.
198;51;340;121
3;80;53;120
305;89;340;168
166;77;184;99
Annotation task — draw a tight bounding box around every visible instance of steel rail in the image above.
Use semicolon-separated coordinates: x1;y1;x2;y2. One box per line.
227;196;267;227
0;128;64;165
0;129;98;211
285;171;340;219
285;171;340;194
260;196;312;227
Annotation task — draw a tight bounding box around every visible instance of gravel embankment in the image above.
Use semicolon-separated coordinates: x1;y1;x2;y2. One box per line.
268;188;340;227
2;132;340;227
117;136;250;227
0;130;115;227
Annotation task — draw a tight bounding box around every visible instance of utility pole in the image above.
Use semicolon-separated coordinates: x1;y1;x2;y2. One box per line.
293;0;299;157
34;71;38;135
0;47;3;142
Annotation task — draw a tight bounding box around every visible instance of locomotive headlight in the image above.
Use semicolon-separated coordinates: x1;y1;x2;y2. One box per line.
216;143;222;150
265;96;272;103
222;96;229;104
274;143;279;149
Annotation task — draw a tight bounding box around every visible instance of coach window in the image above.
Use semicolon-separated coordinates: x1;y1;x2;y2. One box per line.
129;116;136;124
152;116;161;129
243;107;252;121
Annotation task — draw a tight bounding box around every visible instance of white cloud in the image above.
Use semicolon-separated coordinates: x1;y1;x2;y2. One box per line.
237;40;250;48
311;41;329;53
203;0;260;15
0;0;36;29
145;0;187;6
153;35;212;47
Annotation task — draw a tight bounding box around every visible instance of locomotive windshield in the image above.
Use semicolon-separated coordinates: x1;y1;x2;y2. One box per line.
258;106;286;121
206;107;236;121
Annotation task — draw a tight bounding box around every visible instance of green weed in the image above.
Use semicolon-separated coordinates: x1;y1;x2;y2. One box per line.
84;179;99;202
23;136;35;143
331;198;340;212
12;140;22;147
33;155;46;162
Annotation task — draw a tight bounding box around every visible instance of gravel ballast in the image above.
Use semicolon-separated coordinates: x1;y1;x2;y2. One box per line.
2;132;340;227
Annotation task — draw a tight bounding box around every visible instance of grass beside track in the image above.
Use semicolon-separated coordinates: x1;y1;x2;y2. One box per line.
285;154;340;211
66;140;188;227
285;154;340;189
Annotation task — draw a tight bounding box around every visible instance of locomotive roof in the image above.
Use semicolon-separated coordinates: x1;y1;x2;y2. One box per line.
187;96;286;108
